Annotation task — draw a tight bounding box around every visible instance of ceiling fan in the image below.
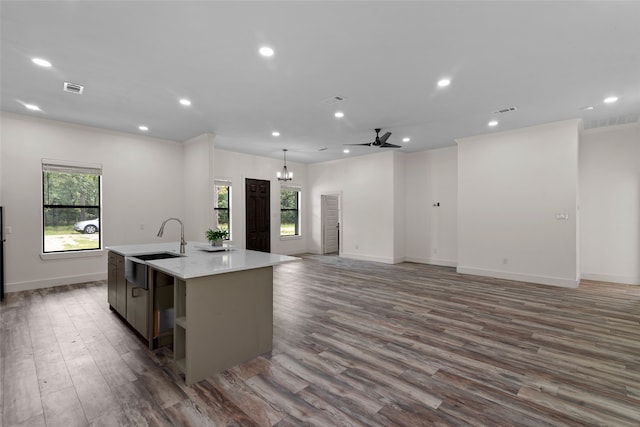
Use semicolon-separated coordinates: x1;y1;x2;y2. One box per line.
345;128;401;148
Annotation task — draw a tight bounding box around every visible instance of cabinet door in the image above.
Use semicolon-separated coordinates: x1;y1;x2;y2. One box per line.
126;282;136;324
107;260;117;308
115;256;127;315
127;282;149;338
134;288;149;338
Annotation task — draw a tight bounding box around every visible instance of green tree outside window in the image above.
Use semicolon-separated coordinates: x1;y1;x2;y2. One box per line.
214;183;231;239
280;188;300;236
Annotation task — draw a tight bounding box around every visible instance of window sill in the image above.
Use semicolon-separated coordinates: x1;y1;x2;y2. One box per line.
40;249;105;261
280;235;302;241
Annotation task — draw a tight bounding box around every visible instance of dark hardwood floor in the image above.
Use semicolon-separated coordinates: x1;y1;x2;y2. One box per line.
1;254;639;426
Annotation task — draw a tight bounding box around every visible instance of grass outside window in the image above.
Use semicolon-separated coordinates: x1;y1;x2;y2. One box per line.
280;223;297;236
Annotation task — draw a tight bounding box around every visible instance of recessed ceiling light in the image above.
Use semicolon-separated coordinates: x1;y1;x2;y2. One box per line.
139;125;149;131
437;78;451;87
334;111;344;118
343;148;350;154
402;137;411;143
25;103;41;111
604;96;618;104
581;106;594;111
259;46;274;57
272;131;280;137
488;120;498;127
179;98;191;106
32;57;52;68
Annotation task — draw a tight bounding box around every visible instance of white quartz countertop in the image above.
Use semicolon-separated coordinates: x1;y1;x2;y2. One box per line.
106;242;299;280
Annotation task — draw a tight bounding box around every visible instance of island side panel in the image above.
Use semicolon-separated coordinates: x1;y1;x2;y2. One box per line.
184;266;273;385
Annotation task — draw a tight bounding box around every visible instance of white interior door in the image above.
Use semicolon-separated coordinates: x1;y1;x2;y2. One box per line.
322;194;340;254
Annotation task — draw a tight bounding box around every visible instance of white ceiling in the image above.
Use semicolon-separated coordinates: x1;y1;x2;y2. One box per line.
1;1;639;163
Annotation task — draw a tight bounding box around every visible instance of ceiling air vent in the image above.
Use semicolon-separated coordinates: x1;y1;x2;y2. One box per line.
63;82;84;95
322;95;346;104
492;106;518;115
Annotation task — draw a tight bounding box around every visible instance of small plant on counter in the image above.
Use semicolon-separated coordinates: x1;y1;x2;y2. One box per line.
206;228;228;246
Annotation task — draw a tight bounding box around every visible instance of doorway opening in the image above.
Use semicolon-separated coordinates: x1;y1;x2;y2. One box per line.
321;194;340;254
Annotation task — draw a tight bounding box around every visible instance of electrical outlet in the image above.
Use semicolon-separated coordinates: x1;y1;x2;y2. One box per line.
503;258;509;265
355;244;359;250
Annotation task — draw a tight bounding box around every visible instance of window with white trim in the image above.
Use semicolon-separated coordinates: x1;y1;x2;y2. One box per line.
280;186;301;237
214;180;231;240
42;160;102;253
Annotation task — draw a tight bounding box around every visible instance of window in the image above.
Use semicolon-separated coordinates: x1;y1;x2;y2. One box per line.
280;186;300;237
42;160;102;253
214;180;231;240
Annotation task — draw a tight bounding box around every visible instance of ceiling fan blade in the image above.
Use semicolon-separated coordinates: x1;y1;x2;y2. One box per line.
343;143;373;146
380;142;401;148
379;132;392;143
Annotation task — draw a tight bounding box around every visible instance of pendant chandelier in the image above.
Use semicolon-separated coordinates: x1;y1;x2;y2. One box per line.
277;149;293;181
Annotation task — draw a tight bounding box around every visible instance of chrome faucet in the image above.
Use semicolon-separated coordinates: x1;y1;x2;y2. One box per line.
157;217;187;254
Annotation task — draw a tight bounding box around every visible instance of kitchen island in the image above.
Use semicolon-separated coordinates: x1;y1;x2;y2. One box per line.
107;242;299;385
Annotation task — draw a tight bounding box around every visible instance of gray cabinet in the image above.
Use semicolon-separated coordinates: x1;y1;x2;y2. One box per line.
108;252;127;316
108;251;171;349
107;256;117;307
173;267;273;385
126;282;149;337
108;251;149;338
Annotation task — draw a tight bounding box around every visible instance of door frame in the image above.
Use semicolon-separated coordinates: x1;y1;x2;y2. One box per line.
321;192;342;255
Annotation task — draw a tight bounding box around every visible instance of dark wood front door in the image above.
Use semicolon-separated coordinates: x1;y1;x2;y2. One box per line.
245;178;270;252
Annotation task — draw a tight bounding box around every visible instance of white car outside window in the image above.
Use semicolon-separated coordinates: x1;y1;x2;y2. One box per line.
73;218;99;234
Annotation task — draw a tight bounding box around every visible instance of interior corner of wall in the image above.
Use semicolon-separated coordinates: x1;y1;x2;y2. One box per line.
183;132;216;146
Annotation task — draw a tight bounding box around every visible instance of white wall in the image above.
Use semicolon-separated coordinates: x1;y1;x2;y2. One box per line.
307;151;397;263
457;120;580;287
404;146;458;266
3;111;635;291
0;112;184;291
392;152;406;263
0;123;3;203
213;149;307;255
579;123;640;285
183;133;215;241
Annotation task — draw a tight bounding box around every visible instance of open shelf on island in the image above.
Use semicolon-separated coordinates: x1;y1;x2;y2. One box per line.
175;316;187;328
175;358;186;374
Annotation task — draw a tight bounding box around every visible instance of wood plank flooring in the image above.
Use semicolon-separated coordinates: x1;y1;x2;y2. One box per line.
1;254;639;426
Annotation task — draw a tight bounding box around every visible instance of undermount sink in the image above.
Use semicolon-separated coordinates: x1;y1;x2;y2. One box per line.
125;252;183;288
132;252;183;261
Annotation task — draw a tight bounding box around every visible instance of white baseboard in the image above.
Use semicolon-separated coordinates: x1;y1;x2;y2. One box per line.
340;252;395;264
340;253;456;266
7;262;630;295
404;256;457;268
580;272;639;286
456;266;579;288
6;272;107;293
